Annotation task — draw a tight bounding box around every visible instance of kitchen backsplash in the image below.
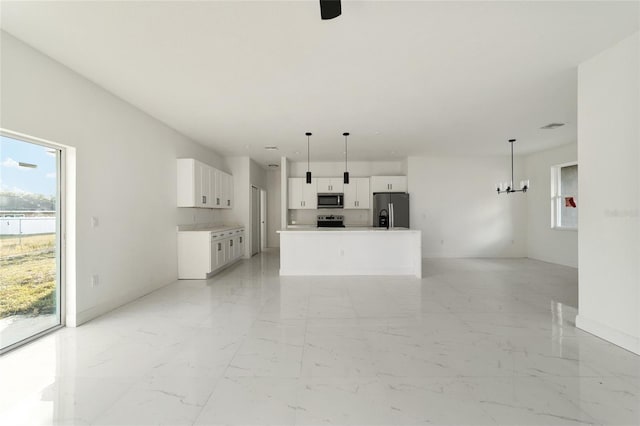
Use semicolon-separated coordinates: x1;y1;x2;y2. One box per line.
289;209;371;226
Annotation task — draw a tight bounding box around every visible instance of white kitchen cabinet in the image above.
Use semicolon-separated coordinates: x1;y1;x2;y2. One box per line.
316;178;344;194
370;176;407;193
211;234;225;271
344;177;370;209
288;177;317;209
213;170;233;209
222;172;233;209
177;159;211;208
178;227;245;279
178;159;232;209
213;169;223;208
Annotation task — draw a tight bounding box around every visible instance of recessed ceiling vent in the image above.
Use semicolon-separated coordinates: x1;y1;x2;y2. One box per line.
540;122;565;130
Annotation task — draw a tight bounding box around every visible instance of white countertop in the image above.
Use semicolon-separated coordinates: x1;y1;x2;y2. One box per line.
177;224;244;233
278;227;418;233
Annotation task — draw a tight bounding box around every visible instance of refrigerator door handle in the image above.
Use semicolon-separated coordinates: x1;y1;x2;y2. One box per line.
390;203;394;228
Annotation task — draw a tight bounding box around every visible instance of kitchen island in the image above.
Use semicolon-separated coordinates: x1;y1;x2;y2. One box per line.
277;228;422;278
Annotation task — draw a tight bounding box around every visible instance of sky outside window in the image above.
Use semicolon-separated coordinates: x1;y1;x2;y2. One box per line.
0;135;57;197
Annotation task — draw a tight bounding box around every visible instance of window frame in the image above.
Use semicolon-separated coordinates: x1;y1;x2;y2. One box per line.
550;161;578;231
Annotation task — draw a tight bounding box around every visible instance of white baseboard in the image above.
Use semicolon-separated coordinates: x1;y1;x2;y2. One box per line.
280;267;420;277
576;314;640;355
74;280;171;327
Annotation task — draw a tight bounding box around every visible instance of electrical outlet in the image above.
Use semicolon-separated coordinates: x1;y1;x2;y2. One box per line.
91;274;100;287
339;249;344;256
440;240;444;245
91;216;99;228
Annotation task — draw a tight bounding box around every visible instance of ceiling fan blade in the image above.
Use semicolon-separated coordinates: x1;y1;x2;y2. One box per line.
319;0;341;20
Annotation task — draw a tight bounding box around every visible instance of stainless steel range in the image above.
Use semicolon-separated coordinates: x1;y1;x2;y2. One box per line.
317;214;345;228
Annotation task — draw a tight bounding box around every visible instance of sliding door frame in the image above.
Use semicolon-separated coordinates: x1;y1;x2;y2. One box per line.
0;129;67;354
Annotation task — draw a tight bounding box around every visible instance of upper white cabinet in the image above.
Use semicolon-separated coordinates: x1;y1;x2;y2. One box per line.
288;177;317;209
177;159;233;209
344;178;370;209
370;176;407;193
316;178;344;194
219;171;233;208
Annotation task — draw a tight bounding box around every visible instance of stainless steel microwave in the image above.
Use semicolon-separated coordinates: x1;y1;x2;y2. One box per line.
317;193;344;209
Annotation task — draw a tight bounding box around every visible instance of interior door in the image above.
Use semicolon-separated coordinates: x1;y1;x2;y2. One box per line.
251;186;260;255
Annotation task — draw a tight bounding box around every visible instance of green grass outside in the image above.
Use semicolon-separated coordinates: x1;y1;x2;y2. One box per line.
0;234;56;318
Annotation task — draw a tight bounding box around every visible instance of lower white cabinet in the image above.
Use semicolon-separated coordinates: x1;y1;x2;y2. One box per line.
178;227;245;279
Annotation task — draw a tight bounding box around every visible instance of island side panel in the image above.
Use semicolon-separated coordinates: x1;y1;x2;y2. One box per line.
279;230;422;277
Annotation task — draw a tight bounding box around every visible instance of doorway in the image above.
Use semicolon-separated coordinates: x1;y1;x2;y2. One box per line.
0;131;64;353
251;186;260;256
260;189;267;251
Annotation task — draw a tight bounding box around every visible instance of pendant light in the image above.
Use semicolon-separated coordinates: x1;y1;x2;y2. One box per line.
343;132;350;184
305;132;312;184
496;139;529;194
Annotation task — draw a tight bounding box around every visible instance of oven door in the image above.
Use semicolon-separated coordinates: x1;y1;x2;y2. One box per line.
317;193;343;209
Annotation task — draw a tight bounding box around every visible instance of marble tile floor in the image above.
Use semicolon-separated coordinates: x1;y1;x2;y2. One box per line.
0;250;638;425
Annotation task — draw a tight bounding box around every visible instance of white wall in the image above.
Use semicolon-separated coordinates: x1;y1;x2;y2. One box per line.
289;160;404;178
576;32;639;354
408;156;527;258
524;143;578;267
0;32;229;325
266;169;281;247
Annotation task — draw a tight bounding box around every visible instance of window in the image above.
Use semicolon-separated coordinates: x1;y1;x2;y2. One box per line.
551;162;578;230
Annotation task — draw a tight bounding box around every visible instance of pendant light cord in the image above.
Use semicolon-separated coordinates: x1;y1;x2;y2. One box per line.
511;140;514;190
307;134;310;172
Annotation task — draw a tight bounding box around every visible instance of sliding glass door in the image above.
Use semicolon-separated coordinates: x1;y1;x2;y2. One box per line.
0;133;63;352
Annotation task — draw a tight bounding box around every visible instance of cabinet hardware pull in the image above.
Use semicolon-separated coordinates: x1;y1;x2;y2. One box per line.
203;195;206;204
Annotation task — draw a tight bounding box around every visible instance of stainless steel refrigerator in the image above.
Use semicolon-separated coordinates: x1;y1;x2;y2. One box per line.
373;192;410;228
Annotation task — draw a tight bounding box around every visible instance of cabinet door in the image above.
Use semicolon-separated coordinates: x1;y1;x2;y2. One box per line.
224;173;233;209
210;234;220;272
177;159;197;207
356;178;370;209
330;178;344;193
200;164;212;208
301;178;317;209
214;239;224;269
317;178;343;193
343;179;358;209
226;238;233;263
386;176;407;192
316;178;332;193
370;176;407;193
193;161;205;207
220;173;228;209
288;178;303;209
212;169;222;208
238;234;244;257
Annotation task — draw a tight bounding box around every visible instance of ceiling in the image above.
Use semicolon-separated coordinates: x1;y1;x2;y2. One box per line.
1;1;638;166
